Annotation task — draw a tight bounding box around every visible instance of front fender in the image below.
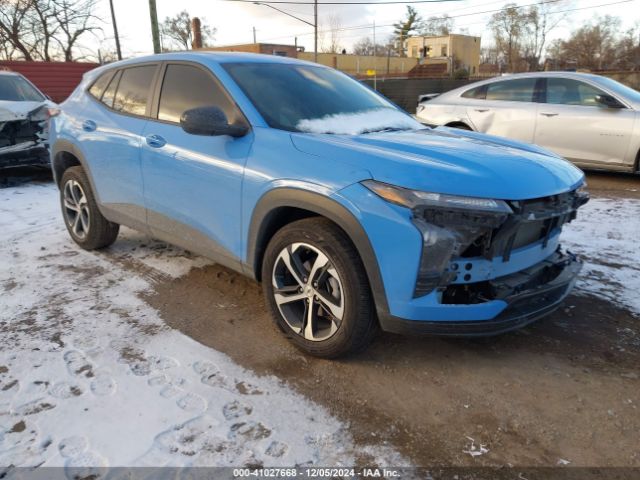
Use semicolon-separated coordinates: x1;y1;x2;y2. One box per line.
245;186;390;319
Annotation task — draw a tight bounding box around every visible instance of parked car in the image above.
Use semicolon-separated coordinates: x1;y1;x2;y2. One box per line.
415;72;640;173
0;70;57;168
50;53;588;357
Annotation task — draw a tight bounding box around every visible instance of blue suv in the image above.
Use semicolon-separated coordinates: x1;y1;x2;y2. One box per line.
50;52;588;357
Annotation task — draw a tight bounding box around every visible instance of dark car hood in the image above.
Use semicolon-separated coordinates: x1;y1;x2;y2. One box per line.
290;127;584;200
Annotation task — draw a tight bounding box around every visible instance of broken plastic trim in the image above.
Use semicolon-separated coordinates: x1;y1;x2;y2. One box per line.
410;187;588;298
412;209;510;297
0;104;51;166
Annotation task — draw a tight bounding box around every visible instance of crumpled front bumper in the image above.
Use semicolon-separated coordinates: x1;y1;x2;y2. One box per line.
0;142;49;168
378;250;581;336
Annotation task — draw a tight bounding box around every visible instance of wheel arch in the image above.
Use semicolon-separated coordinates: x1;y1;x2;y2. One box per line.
247;188;390;317
51;140;90;187
51;139;110;219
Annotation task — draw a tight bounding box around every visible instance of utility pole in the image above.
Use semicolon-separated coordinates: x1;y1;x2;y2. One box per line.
108;0;122;60
314;0;318;62
373;21;377;90
253;26;257;43
148;0;161;54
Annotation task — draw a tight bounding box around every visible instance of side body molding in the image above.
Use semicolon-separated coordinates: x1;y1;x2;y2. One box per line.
246;187;390;319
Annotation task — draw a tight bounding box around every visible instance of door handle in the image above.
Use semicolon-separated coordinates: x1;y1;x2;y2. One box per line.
145;134;166;148
82;120;96;132
540;112;559;117
474;109;489;113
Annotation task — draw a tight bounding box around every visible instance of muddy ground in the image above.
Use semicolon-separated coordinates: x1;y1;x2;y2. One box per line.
147;171;640;468
3;167;640;470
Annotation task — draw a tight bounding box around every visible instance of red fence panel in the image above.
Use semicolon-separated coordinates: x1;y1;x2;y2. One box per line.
0;60;99;103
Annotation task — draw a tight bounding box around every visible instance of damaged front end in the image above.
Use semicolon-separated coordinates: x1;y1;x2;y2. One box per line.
0;103;53;168
364;180;589;333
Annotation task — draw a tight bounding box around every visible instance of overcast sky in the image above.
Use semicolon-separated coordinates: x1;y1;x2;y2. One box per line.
82;0;639;59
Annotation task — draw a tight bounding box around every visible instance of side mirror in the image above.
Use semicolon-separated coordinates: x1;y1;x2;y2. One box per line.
595;94;625;109
180;106;248;137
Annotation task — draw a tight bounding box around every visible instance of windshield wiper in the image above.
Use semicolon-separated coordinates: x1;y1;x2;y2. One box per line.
362;127;414;134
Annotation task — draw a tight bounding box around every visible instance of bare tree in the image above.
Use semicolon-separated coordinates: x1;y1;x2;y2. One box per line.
393;6;423;56
51;0;101;61
0;0;39;60
0;0;100;61
161;10;216;51
488;3;530;72
421;14;453;36
616;23;640;70
320;14;342;54
520;1;568;71
352;37;398;56
548;15;620;70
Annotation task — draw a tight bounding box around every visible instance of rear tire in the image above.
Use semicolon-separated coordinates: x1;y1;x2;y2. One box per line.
60;166;119;250
262;217;378;358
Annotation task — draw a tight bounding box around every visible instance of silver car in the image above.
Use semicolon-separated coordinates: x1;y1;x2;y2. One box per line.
416;72;640;173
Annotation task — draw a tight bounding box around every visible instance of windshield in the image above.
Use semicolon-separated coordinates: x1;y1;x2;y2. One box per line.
0;75;45;102
223;62;423;134
594;76;640;105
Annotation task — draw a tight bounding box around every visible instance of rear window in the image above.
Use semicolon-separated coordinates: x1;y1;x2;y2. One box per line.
485;78;537;102
112;65;157;116
101;70;122;108
0;75;45;102
461;85;487;99
88;71;114;100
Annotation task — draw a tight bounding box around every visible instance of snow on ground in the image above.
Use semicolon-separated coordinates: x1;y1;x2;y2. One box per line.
1;181;639;473
562;196;640;316
0;183;406;471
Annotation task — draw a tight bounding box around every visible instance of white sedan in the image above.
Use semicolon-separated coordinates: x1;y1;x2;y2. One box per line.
416;72;640;173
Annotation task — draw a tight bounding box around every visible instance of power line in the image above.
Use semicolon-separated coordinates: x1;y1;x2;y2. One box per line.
255;0;635;43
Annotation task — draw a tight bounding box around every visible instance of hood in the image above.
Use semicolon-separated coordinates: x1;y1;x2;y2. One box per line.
290;126;584;200
0;100;54;122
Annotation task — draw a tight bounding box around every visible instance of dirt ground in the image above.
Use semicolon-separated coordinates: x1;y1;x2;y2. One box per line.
3;167;640;470
144;171;640;468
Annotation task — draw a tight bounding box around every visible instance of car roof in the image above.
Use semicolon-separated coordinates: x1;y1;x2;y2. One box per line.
82;51;324;83
95;51;318;71
0;70;22;77
458;71;615;90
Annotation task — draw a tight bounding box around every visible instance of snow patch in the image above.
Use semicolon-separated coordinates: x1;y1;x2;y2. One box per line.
562;197;640;315
296;107;424;135
0;183;406;468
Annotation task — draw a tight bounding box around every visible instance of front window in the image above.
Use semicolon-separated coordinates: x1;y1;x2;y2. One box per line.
158;64;239;124
545;78;606;106
0;75;45;102
223;62;422;134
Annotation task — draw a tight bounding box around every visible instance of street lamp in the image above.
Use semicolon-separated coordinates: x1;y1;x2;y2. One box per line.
253;1;318;62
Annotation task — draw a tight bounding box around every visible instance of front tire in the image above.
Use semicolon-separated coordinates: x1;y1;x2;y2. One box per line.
60;166;119;250
262;218;378;358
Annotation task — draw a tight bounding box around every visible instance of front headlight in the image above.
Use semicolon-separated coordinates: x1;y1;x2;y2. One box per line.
362;180;512;214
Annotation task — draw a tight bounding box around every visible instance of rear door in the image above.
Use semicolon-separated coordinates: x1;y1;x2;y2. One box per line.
465;77;540;143
534;77;635;168
140;62;253;268
80;64;159;229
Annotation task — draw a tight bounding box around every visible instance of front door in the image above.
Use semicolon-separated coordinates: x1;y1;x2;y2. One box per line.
534;77;635;168
141;62;253;268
